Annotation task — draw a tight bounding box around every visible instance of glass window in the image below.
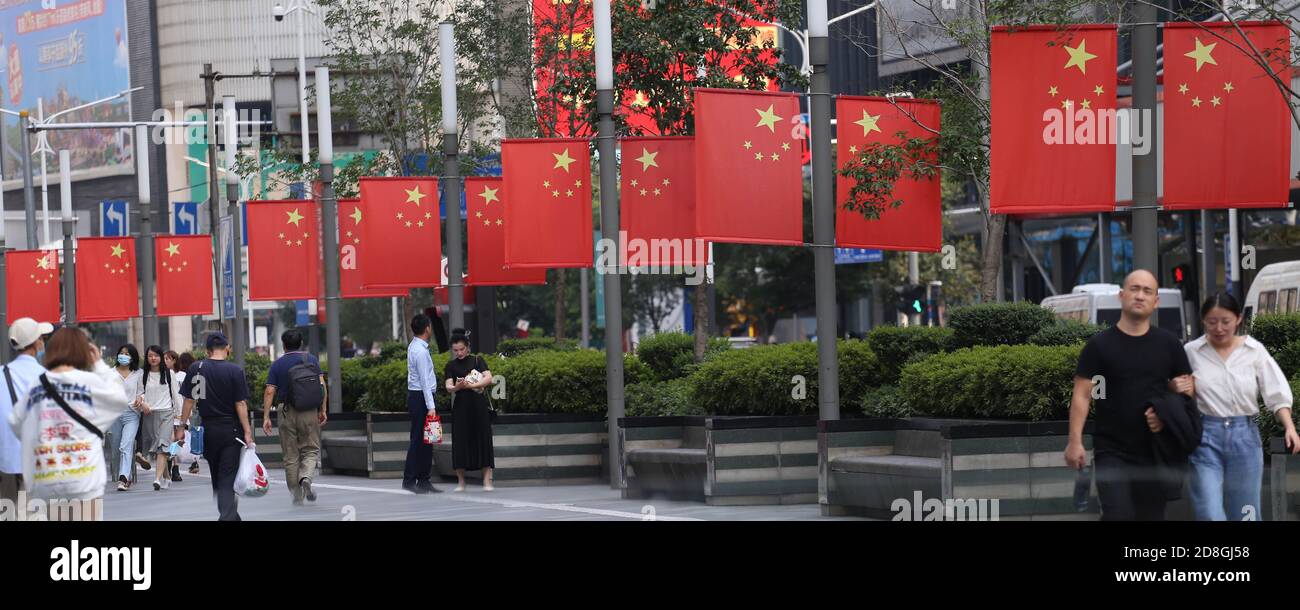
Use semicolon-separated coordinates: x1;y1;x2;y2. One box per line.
1284;289;1298;313
1260;291;1277;314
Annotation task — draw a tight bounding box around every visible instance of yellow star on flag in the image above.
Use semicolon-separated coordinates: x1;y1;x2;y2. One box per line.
743;141;753;150
36;255;51;270
165;242;180;257
405;187;427;206
552;148;577;172
635;148;659;171
1080;99;1092;110
110;243;126;258
350;207;362;225
1093;85;1104;96
854;110;882;136
1048;86;1059;97
479;186;500;204
1211;96;1221;107
754;104;783;132
1191;96;1202;108
1178;83;1189;94
1223;82;1234;93
1063;39;1098;74
286;208;305;227
1185;38;1218;72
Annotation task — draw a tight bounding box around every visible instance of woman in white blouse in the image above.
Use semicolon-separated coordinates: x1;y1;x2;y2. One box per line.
109;344;149;491
139;346;183;490
1171;293;1297;521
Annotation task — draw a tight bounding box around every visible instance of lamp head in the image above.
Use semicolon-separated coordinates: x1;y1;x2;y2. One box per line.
273;3;286;21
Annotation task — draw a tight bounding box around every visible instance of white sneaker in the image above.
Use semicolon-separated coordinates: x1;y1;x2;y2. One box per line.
160;478;170;490
152;480;161;491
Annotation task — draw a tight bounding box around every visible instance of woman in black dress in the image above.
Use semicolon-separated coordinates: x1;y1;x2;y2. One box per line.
444;333;495;491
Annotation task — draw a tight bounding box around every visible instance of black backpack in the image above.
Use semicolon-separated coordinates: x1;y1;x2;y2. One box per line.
283;357;325;411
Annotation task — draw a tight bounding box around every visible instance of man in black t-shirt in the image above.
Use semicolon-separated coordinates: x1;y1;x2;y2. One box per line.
1065;270;1193;521
177;333;253;521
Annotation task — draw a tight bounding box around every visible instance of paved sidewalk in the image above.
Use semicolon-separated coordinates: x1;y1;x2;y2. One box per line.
102;465;863;521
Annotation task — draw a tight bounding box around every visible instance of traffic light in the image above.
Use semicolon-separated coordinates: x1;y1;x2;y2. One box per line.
894;283;925;314
1171;263;1197;298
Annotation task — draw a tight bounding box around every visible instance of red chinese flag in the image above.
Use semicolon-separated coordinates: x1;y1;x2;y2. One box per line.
338;198;408;298
76;237;139;322
7;250;60;323
502;138;594;268
694;88;803;245
247;200;321;301
836;96;942;252
358;177;442;288
154;235;213;316
465;177;547;286
619;136;703;267
1163;22;1291;209
991;25;1118;214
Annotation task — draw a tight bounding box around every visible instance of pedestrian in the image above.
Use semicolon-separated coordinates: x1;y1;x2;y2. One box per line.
177;333;254;521
163;350;185;482
1174;292;1297;521
9;327;128;521
445;331;495;492
172;352;201;475
402;314;441;494
109;344;151;491
261;328;327;505
139;345;183;491
1064;270;1195;520
0;318;53;506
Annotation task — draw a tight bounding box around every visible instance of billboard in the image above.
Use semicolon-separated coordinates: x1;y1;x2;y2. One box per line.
0;0;132;181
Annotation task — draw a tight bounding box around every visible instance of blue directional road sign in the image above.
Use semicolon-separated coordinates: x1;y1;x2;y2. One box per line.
173;201;200;235
99;200;129;237
834;248;883;264
220;215;235;320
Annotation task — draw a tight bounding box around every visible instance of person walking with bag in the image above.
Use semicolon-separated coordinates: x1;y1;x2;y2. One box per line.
172;352;202;475
445;331;495;492
262;329;327;505
139;346;183;491
177;333;254;521
0;318;53;506
402;315;441;494
9;327;128;521
109;344;150;491
1173;293;1297;521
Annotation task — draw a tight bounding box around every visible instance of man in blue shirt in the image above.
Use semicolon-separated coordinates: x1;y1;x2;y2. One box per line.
1;318;52;505
403;314;441;494
178;332;253;521
262;328;326;505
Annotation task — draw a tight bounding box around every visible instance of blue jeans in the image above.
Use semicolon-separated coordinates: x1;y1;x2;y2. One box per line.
1189;414;1263;521
114;410;141;480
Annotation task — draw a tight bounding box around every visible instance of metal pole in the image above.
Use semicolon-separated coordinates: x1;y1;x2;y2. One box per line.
1097;213;1112;283
136;125;158;348
441;24;465;333
593;0;625;488
1131;1;1159;291
20;112;36;249
297;5;311;166
580;268;590;348
224;96;246;365
808;0;839;421
907;251;921;324
1199;209;1216;302
0;170;7;365
59;150;75;324
1228;208;1240;300
316;66;343;414
204;64;226;336
38;100;49;245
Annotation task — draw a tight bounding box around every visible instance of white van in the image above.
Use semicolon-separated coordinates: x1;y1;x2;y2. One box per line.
1040;283;1188;340
1244;261;1300;323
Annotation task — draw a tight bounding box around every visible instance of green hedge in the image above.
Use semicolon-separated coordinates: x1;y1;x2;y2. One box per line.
686;340;883;416
898;344;1082;421
339;358;370;412
949;302;1058;348
243;353;271;405
1029;320;1107;346
1257;376;1300;451
866;326;953;383
490;349;650;414
496;336;579;357
356;351;507;413
635;332;730;381
1252;313;1300;352
860;384;913;418
626;378;703;417
1276;343;1300;380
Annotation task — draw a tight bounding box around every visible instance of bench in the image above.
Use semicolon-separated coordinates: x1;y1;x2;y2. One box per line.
827;429;942;517
322;435;369;476
624;423;707;501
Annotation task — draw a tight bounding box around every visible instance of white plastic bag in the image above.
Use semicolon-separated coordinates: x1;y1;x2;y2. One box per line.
174;431;199;465
233;443;271;498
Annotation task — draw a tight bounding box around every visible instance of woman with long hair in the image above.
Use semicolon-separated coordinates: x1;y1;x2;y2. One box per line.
1173;292;1297;520
109;344;149;491
139;346;182;490
444;331;495;492
10;327;128;520
172;352;201;474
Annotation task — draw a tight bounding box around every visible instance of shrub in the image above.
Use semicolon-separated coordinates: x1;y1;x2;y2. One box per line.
859;384;914;419
949;302;1057;348
339;358;369;412
626;378;704;417
866;326;954;383
370;341;408;367
1029;320;1107;346
357;359;408;413
1257;376;1300;452
636;332;731;381
898;344;1082;421
1275;343;1300;380
496;336;579;357
1252;313;1300;353
686;340;882;416
491;349;649;414
242;353;271;405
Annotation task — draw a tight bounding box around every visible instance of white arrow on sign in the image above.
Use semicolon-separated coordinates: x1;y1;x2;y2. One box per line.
106;205;125;233
178;205;196;231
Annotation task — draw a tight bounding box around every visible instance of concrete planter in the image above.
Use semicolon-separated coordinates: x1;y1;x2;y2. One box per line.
252;411;369;473
820;418;1100;520
619;415;820;506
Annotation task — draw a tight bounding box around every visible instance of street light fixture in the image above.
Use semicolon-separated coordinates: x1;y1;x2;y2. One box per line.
273;0;318;168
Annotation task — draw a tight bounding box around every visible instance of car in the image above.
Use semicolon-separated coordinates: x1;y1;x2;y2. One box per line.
1244;260;1300;324
1041;283;1188;341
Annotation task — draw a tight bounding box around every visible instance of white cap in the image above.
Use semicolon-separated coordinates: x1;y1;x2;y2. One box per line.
9;318;54;351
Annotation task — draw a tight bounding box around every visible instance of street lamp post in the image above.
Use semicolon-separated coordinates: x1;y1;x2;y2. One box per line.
807;0;839;422
317;66;343;415
136;125;158;349
275;1;316;168
441;22;465;333
59;150;75;324
224;95;247;365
